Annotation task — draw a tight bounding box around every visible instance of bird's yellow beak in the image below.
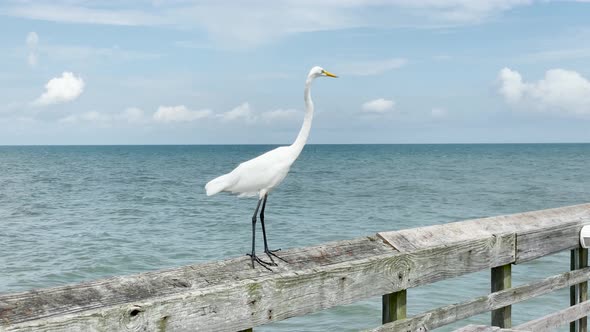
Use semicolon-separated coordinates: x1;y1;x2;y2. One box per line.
323;70;338;78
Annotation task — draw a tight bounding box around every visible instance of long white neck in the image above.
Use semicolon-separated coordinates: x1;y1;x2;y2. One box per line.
290;75;314;158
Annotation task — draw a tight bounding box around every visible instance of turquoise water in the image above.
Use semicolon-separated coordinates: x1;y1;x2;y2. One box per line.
1;144;590;331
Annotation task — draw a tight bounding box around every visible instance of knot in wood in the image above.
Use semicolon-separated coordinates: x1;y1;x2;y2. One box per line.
128;305;143;318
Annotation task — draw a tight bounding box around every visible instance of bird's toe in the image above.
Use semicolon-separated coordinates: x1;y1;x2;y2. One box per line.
247;253;274;271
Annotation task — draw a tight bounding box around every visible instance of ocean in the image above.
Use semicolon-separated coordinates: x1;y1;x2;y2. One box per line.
1;144;590;331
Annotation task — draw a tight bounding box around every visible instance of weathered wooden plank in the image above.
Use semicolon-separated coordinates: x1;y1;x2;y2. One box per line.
491;264;511;328
382;290;406;324
570;248;588;332
453;325;529;332
378;204;590;262
369;267;590;332
515;300;590;332
0;234;515;332
454;325;502;332
517;221;586;263
0;236;391;330
580;250;588;332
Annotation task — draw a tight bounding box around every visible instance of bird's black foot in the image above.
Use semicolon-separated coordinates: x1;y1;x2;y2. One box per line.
247;253;273;271
264;248;288;264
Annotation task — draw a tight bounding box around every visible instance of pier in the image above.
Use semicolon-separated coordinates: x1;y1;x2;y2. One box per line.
1;203;590;331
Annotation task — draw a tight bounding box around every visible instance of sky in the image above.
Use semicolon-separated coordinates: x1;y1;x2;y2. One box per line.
1;0;590;145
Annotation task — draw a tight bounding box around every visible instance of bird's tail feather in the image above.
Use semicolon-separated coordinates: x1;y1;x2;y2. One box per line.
205;173;233;196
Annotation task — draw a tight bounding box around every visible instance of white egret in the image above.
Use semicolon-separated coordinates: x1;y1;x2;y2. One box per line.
205;66;337;269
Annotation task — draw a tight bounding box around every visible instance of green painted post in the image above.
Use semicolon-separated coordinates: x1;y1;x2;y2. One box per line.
491;264;512;328
570;248;588;332
382;289;407;324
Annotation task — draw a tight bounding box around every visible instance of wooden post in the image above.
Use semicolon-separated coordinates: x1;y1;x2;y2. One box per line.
382;289;407;324
570;248;588;332
491;264;511;328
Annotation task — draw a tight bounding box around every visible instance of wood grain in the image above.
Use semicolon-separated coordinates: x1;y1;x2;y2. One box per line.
370;267;590;332
382;290;406;324
378;203;590;264
515;300;590;332
491;264;511;328
570;248;588;332
453;325;529;332
0;234;514;332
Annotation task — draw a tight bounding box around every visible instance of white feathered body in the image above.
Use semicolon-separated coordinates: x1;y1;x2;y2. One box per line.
205;146;296;199
205;66;329;200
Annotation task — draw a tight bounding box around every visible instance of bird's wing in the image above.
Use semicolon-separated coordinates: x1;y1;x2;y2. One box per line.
223;146;294;195
205;172;237;196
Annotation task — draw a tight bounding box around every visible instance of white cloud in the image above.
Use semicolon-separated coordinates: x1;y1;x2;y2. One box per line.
26;31;39;67
260;109;299;122
498;68;524;103
76;111;108;122
27;53;38;67
220;102;256;122
1;1;534;47
153;105;212;123
338;58;407;76
519;48;590;63
362;98;395;113
398;0;533;23
57;114;77;123
119;107;146;124
21;33;160;68
42;45;161;63
34;72;84;106
26;31;38;48
56;104;298;127
498;67;590;115
431;107;447;118
4;5;165;26
218;103;300;123
59;108;148;125
59;111;111;124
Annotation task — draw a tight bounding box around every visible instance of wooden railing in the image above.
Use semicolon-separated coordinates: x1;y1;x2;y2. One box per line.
1;203;590;331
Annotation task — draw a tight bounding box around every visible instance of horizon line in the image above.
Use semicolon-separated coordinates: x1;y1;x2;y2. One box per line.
2;142;590;147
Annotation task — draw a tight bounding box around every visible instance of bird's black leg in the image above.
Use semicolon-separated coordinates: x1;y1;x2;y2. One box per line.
247;198;272;271
260;194;288;264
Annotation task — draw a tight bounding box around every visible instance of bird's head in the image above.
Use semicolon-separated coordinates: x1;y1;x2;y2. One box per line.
308;66;338;79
